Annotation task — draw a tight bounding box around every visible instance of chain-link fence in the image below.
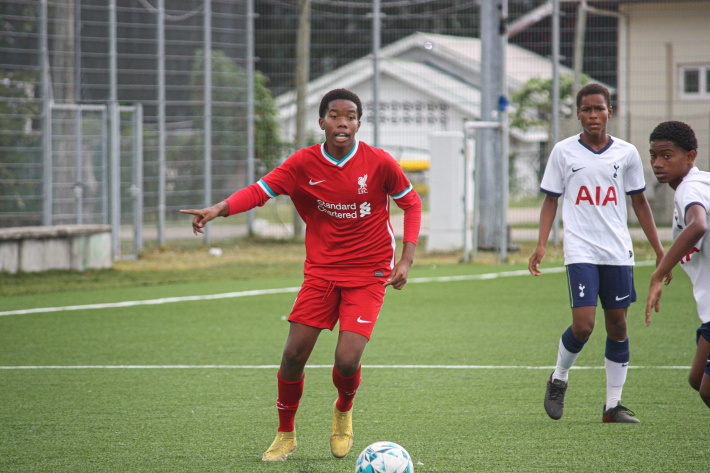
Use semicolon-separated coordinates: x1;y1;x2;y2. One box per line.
1;0;260;257
2;1;708;259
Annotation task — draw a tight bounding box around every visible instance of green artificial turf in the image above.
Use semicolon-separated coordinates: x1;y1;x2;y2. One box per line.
1;262;708;472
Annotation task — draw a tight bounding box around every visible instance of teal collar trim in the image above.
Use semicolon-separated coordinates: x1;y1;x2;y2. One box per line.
321;140;359;167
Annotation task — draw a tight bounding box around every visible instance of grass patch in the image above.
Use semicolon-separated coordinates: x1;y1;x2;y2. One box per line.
0;263;706;472
0;236;672;298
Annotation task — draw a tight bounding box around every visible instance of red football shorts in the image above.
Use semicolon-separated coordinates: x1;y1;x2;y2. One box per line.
288;275;387;340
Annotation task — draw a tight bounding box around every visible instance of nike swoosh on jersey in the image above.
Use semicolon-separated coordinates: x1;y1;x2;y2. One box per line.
615;294;630;301
309;179;326;185
572;167;585;172
356;317;372;324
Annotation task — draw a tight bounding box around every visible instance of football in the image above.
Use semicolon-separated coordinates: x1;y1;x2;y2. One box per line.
355;441;414;473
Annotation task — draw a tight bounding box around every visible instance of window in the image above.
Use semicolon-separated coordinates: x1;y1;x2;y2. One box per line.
680;65;710;99
684;69;699;94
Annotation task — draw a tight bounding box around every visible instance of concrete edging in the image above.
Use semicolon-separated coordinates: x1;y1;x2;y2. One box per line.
0;225;112;274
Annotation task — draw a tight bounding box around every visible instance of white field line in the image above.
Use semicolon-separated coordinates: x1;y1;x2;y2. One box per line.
0;261;655;318
0;260;680;371
0;286;302;317
0;364;689;370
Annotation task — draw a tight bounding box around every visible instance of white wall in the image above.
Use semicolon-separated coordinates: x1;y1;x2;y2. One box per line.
623;2;710;176
621;1;710;220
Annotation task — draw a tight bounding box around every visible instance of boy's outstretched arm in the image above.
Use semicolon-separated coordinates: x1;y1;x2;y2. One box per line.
646;204;707;325
180;201;229;235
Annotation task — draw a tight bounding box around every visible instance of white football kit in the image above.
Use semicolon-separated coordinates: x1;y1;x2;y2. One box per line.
672;166;710;323
540;134;646;266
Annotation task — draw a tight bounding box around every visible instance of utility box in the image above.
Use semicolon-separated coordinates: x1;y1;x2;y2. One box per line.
427;131;469;253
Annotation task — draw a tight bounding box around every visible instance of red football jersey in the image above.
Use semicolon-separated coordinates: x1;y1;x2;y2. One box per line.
258;140;415;280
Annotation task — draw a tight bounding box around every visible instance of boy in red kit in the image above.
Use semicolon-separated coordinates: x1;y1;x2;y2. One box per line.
180;89;422;461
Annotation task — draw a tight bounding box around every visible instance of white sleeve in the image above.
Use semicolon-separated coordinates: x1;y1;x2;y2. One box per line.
624;146;646;194
540;143;565;196
677;183;709;251
678;184;709;214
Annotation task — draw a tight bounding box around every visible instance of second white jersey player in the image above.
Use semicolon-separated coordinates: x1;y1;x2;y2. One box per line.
540;134;646;266
672;166;710;323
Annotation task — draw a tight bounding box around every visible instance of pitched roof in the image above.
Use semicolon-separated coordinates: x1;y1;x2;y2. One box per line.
277;31;578;119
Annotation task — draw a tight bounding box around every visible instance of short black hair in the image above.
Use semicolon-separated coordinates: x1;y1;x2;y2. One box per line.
576;83;611;108
319;88;362;120
649;121;698;152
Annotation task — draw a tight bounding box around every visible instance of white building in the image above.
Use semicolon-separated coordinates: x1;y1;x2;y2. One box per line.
276;32;582;196
617;0;710;221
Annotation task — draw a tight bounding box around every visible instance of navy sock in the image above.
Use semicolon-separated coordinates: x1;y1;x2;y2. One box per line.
561;325;587;354
605;337;630;364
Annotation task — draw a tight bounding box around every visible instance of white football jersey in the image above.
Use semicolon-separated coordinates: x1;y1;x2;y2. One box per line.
672;166;710;323
540;134;646;265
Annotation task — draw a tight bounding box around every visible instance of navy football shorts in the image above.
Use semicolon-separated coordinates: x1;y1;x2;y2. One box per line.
696;322;710;376
566;263;636;309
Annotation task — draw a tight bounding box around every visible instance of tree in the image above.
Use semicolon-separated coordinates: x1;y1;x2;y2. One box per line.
190;49;283;171
510;74;588;182
0;74;41;225
163;50;284;210
0;3;41;226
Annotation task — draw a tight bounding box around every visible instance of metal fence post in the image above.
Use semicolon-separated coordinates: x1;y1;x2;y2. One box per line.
110;102;121;260
372;0;381;147
134;104;144;258
74;108;83;224
247;0;256;234
499;0;509;263
552;0;561;246
465;120;503;262
203;0;213;246
101;107;109;225
41;0;52;226
109;0;121;260
157;0;166;246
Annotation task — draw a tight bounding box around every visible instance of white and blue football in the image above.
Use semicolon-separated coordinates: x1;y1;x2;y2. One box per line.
355;441;414;473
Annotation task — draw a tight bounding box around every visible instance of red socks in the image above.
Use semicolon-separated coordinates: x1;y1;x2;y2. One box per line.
276;371;304;432
333;365;361;412
275;366;360;431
